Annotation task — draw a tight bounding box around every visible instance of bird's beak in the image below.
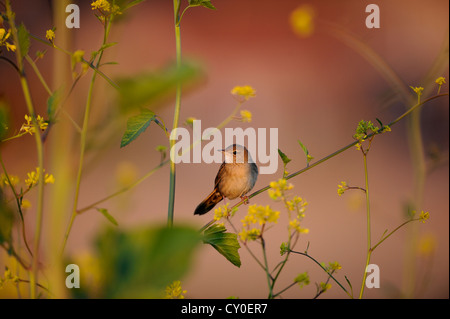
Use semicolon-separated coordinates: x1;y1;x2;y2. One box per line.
218;149;225;153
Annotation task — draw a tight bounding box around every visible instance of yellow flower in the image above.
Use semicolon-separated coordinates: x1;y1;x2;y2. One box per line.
337;181;347;196
290;5;316;37
268;178;294;200
238;228;261;242
0;28;16;52
410;86;424;97
165;280;187;299
91;0;111;11
419;211;430;223
0;173;19;187
21;199;32;210
20;114;48;135
185;117;196;126
435;76;446;86
436;77;446;94
213;203;230;225
288;218;309;234
417;234;437;256
45;29;55;42
25;167;55;188
239;110;252;123
231;85;256;101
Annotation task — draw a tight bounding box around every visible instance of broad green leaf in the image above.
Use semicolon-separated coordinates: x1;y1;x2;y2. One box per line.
277;149;291;165
47;90;61;122
17;23;30;57
189;0;216;10
116;61;203;112
96;208;118;226
96;225;201;298
120;108;156;148
203;224;241;267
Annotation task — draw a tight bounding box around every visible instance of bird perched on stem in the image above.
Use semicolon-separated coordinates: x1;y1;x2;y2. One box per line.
194;144;258;216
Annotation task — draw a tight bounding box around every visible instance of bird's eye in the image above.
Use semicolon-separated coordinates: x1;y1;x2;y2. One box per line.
233;151;237;155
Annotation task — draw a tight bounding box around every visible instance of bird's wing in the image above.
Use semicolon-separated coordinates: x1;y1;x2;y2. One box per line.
214;162;226;188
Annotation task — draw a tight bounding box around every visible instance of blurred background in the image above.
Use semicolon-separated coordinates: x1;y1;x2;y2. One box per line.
0;0;448;298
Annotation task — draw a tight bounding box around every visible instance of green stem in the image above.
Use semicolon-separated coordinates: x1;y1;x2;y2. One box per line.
168;0;182;227
260;236;273;299
6;0;45;299
61;16;113;254
77;160;168;214
287;250;352;298
359;152;371;299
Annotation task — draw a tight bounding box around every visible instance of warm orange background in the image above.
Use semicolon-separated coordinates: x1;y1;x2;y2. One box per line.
0;0;448;298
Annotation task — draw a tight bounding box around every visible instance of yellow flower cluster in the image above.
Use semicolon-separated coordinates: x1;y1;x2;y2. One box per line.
45;29;55;42
290;5;315;38
91;0;111;11
239;110;252;123
268;178;294;201
164;280;187;299
239;204;280;241
337;181;347;196
25;167;55;188
231;85;256;101
0;267;20;289
435;77;446;86
0;173;19;187
213;203;230;226
419;211;430;223
0;28;16;52
410;86;424;97
19;114;48;135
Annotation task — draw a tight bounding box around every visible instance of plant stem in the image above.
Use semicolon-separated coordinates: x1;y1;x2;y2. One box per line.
287;250;352;298
61;16;112;254
6;0;45;299
359;152;371;299
168;0;182;227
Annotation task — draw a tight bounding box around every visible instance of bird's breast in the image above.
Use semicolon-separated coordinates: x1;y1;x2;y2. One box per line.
218;163;256;200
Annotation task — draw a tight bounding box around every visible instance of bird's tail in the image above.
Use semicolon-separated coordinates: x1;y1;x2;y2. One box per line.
194;188;223;215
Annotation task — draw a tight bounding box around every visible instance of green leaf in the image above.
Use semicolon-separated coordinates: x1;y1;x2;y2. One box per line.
188;0;216;10
96;208;118;226
203;224;241;267
17;23;30;57
0;102;10;140
99;42;118;52
0;190;15;245
47;90;61;123
277;149;291;165
120;108;156;148
122;0;147;11
298;140;313;164
116;61;203;112
96;225;201;298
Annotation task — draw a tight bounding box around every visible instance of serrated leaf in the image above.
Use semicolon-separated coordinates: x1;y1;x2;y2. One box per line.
203;224;241;267
188;0;216;10
120;109;156;148
96;208;118;226
278;149;291;165
95;225;201;298
17;23;30;57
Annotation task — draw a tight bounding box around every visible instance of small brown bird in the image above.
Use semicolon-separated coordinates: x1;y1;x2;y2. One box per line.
194;144;259;215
